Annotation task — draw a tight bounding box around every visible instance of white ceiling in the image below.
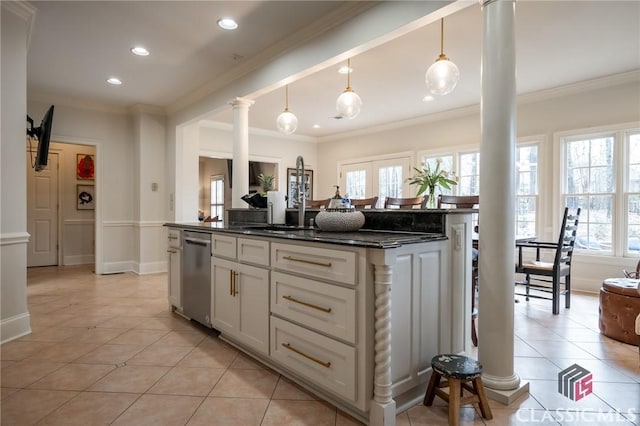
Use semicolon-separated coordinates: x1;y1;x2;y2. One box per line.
27;1;640;138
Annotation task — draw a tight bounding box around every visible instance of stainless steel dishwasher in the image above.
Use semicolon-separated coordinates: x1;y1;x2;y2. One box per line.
181;230;212;327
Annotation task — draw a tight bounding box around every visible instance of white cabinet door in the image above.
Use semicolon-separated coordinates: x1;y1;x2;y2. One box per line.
212;257;269;355
212;257;238;334
236;263;270;355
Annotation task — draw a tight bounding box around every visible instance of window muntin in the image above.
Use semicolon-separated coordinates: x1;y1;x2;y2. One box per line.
564;135;615;253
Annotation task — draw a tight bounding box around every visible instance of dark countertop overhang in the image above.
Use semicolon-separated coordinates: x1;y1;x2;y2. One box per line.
164;222;447;249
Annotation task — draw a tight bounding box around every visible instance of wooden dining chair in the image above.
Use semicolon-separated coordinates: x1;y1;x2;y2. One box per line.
437;195;480;209
384;196;426;209
438;194;480;346
515;207;581;314
350;196;379;210
306;198;330;209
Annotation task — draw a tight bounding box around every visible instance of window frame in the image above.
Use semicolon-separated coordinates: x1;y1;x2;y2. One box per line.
210;174;225;222
554;122;640;258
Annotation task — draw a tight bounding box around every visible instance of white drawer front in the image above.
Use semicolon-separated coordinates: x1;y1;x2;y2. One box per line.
270;316;356;402
271;271;356;344
212;234;236;260
271;242;356;285
238;238;270;266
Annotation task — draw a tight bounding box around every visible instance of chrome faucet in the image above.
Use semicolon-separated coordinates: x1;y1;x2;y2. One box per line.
295;155;306;227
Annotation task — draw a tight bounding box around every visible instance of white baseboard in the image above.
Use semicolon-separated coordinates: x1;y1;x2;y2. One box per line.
102;261;134;275
63;254;94;266
135;261;168;275
1;312;31;344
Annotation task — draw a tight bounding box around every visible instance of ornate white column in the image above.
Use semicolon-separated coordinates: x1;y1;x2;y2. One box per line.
230;98;254;208
369;262;396;426
478;0;529;403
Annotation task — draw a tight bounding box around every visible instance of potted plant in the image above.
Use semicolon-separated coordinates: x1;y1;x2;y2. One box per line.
258;173;275;194
407;159;457;208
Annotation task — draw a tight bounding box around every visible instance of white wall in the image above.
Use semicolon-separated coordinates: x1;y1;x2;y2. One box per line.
133;109;167;274
1;3;33;343
316;78;640;293
27;100;136;274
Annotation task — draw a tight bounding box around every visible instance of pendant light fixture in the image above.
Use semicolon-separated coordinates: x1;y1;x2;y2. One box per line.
425;18;459;96
336;58;362;119
276;85;298;135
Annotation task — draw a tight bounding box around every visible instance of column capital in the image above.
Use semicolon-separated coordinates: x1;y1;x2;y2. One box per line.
230;97;255;108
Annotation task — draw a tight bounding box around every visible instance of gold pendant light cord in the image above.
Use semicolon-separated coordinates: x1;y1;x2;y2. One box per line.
284;85;289;111
440;18;444;56
346;58;351;90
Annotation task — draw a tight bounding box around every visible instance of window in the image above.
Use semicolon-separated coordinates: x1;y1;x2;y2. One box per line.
378;165;404;201
626;131;640;254
563;134;614;253
458;152;480;196
339;155;412;208
516;144;538;237
210;175;224;222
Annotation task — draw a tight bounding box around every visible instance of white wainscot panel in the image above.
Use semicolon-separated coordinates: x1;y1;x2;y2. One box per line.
63;219;95;265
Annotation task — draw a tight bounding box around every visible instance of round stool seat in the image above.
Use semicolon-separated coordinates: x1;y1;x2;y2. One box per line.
431;354;482;380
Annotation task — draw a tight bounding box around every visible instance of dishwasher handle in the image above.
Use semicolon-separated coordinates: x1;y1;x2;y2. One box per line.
184;237;211;247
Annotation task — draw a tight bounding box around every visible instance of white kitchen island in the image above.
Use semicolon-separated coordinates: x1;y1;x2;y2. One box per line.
166;210;474;426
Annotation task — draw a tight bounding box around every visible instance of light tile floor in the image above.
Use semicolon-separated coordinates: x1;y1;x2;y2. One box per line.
1;265;638;425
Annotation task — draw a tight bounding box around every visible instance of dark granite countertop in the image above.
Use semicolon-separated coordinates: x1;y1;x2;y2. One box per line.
164;222;446;249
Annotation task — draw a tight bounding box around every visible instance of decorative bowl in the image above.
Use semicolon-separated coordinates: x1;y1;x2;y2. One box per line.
315;209;365;232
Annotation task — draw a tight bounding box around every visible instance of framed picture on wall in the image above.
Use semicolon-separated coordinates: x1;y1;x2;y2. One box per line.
286;168;313;208
77;184;95;210
77;154;95;180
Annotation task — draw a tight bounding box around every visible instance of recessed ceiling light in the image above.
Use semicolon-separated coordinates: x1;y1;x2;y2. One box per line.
338;66;352;74
106;77;122;85
422;95;435;102
312;124;321;129
130;46;149;56
217;18;238;30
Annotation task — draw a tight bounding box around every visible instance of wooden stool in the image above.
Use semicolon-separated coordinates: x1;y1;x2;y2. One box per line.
423;354;493;426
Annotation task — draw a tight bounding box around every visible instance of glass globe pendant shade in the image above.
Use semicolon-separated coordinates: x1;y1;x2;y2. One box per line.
276;109;298;135
425;55;459;96
336;89;362;119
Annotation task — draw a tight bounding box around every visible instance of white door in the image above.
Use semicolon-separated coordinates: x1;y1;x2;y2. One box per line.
27;152;59;267
340;156;412;208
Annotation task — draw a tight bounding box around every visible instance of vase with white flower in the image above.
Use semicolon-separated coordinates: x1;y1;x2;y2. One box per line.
407;159;458;208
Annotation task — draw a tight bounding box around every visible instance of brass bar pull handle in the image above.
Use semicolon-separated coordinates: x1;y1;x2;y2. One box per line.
229;270;233;296
168;235;178;240
282;295;332;313
282;256;332;268
281;343;331;368
233;272;239;295
167;249;177;253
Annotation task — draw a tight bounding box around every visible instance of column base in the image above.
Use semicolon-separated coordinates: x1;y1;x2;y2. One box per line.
485;380;530;405
369;399;396;426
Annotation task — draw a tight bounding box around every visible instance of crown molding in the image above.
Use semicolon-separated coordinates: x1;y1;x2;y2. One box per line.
2;1;37;47
517;70;640;106
318;71;640;143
